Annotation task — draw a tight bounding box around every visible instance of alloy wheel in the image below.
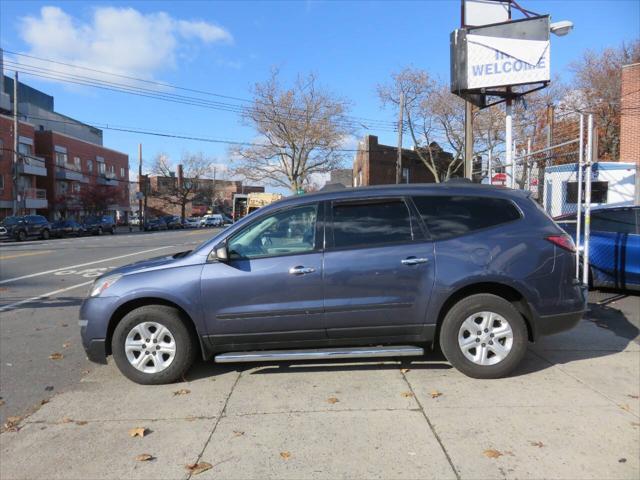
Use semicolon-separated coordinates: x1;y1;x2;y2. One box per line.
124;321;176;374
457;311;514;366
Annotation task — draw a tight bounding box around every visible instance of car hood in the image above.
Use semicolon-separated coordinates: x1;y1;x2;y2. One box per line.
106;250;200;277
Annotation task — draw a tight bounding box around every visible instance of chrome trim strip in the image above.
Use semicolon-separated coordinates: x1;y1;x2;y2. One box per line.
214;345;424;363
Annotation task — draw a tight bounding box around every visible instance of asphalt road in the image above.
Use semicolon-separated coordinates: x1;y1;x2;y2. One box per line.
0;228;219;424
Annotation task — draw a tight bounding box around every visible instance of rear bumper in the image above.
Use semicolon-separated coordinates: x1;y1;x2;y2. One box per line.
536;310;585;337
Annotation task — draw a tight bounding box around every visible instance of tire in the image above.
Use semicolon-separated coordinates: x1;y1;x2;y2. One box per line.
97;227;103;236
111;305;197;385
16;230;27;242
41;229;50;240
439;294;528;379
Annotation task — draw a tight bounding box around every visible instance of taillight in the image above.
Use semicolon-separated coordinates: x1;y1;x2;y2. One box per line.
546;234;576;253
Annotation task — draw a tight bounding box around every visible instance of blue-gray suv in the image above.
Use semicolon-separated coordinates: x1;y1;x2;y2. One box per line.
80;184;587;384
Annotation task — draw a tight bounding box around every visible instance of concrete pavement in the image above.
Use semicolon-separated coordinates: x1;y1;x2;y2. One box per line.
1;298;639;479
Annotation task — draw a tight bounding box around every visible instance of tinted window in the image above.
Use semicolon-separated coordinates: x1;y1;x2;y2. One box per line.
413;196;521;240
228;204;318;259
332;200;413;249
591;209;638;234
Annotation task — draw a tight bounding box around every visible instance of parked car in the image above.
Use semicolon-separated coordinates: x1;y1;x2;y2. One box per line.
555;205;639;291
162;215;184;230
143;217;168;231
1;215;51;241
183;217;200;228
80;184;587;384
200;214;223;228
129;217;141;226
51;220;84;238
83;215;116;235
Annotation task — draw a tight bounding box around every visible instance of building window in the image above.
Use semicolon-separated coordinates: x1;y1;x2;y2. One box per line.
18;143;33;156
72;182;81;193
120;167;125;178
74;157;81;168
87;160;93;173
98;162;106;175
402;167;410;184
56;151;68;166
0;174;4;193
0;139;3;158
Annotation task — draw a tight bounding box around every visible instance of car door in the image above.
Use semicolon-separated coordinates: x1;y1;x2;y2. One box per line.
200;202;326;348
323;197;435;340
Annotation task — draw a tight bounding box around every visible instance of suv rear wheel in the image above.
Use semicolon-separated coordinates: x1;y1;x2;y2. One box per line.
440;294;528;379
112;305;196;384
41;229;50;240
16;230;27;241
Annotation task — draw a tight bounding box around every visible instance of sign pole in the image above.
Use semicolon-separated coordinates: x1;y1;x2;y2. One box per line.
395;91;404;184
505;95;513;189
575;114;584;279
582;114;593;286
464;101;473;179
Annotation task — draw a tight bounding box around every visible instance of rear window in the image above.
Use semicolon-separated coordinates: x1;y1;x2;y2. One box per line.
332;199;414;249
413;195;521;240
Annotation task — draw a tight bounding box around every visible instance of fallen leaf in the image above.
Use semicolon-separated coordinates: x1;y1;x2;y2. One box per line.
483;449;503;459
430;390;443;399
44;386;54;392
136;454;154;462
75;421;88;426
627;394;639;399
62;342;71;349
173;389;191;396
40;399;49;406
530;441;545;448
327;397;339;404
619;458;627;463
620;404;631;412
129;427;147;438
49;352;64;360
60;323;68;327
3;416;21;432
632;422;640;427
61;417;73;423
400;368;410;374
400;391;414;398
280;451;292;460
233;430;245;437
185;462;213;475
82;369;90;375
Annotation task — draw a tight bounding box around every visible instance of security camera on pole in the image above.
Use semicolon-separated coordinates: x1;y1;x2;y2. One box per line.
451;0;573;186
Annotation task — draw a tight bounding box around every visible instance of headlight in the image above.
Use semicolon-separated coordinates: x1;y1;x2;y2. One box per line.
90;274;122;297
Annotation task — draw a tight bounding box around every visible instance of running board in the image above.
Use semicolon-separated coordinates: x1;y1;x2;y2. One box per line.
214;345;424;363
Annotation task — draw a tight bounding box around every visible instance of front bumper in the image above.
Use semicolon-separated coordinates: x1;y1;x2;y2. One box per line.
80;296;119;364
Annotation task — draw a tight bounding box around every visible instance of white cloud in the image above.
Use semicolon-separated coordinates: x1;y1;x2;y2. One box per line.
16;6;233;80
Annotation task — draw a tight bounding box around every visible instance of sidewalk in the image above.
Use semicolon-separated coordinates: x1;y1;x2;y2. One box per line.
1;301;639;479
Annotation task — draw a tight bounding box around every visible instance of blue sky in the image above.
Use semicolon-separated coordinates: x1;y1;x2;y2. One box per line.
1;0;638;184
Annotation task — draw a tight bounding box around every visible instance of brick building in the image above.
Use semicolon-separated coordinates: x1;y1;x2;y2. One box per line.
620;63;639;163
0;74;129;221
352;135;453;186
140;171;264;218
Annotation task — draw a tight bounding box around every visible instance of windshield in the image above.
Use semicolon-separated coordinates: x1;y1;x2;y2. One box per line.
1;216;21;226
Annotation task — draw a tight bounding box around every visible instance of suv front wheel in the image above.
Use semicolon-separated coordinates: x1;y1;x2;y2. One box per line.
112;305;196;384
440;294;528;379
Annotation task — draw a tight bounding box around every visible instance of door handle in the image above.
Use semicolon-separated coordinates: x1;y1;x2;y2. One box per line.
289;266;316;275
401;257;428;266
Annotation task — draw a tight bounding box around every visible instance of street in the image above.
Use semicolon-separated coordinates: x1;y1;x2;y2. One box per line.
1;230;639;479
0;228;218;424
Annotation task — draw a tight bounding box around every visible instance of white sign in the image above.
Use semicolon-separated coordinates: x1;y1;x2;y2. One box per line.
466;34;550;89
464;0;510;27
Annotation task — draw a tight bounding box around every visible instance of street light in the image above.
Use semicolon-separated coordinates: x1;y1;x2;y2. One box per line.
550;20;574;37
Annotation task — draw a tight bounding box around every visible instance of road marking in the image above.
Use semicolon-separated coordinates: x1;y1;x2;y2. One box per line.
0;280;94;313
0;250;53;260
0;245;173;285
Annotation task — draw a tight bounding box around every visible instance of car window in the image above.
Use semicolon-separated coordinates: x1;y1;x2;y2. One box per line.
591;209;637;234
228;204;318;259
413;195;521;240
331;199;414;249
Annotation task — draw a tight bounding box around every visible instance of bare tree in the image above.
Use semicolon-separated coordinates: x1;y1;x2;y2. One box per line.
231;70;353;192
568;40;640;159
151;152;214;220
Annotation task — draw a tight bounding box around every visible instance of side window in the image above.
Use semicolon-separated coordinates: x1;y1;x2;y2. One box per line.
591;209;636;234
228;204;318;259
413;196;521;240
332;199;414;249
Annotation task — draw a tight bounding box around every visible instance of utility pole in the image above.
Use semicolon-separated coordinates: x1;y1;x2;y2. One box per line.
464;101;473;180
12;71;18;215
395;91;404;184
138;143;143;231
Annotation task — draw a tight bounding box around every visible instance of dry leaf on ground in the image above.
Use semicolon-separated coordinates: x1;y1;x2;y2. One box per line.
400;368;410;374
632;422;640;427
62;342;71;349
530;441;544;448
40;399;50;405
49;352;64;360
75;421;88;426
4;416;22;431
400;391;414;398
620;404;631;412
233;430;245;437
135;454;154;462
61;417;73;423
173;389;191;396
483;449;503;459
627;394;639;399
280;451;292;460
185;462;212;475
430;390;443;398
129;427;147;438
327;397;339;404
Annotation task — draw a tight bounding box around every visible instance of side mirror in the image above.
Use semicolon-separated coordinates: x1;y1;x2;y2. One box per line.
213;243;228;262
